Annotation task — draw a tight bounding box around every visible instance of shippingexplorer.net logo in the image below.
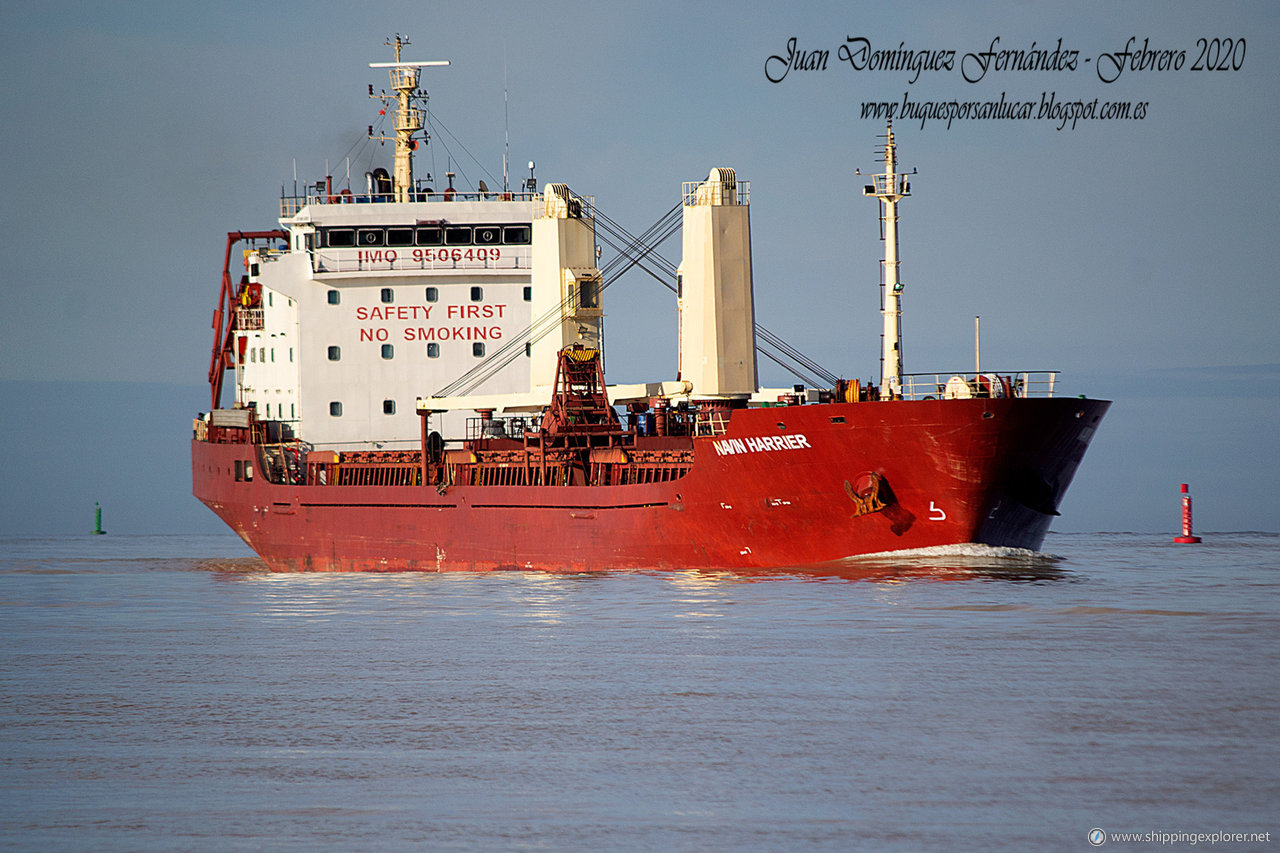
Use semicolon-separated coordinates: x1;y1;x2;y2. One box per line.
1088;827;1272;846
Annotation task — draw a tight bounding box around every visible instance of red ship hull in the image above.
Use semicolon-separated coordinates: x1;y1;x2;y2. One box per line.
192;396;1108;573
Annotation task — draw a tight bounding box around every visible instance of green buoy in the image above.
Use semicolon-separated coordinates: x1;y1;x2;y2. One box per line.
91;502;106;535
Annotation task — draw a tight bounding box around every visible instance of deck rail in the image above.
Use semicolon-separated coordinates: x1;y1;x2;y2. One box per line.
897;371;1059;400
281;189;541;217
311;247;530;274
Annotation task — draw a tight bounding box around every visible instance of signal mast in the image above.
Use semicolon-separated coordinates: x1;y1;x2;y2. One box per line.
368;35;449;202
861;123;912;397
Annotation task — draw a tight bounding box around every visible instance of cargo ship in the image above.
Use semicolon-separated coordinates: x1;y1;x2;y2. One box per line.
192;37;1109;572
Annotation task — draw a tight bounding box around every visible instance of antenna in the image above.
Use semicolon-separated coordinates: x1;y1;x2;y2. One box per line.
974;315;981;374
368;35;450;202
503;46;510;194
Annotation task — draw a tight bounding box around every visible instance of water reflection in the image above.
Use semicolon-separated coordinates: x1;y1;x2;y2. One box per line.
637;544;1069;585
189;544;1069;585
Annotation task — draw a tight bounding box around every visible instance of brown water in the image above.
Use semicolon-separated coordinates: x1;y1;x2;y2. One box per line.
2;533;1277;851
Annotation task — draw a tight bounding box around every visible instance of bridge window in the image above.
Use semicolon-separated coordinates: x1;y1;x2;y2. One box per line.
416;227;442;246
326;229;355;248
445;226;472;245
386;227;415;247
357;228;384;246
474;226;501;245
502;225;531;244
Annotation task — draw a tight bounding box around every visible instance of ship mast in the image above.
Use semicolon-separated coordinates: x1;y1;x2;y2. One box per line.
369;35;449;202
862;123;911;397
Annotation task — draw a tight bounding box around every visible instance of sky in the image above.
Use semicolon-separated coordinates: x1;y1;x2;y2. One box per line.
0;0;1277;535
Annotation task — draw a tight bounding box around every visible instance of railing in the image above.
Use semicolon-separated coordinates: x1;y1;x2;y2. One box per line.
693;409;731;436
280;189;540;217
311;247;530;274
869;173;909;196
234;308;263;330
466;416;538;442
682;180;750;207
897;371;1059;400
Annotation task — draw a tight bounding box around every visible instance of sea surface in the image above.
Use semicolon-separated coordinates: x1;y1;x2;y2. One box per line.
1;532;1277;852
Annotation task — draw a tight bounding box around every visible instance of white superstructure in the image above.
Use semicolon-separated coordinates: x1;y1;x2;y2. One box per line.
224;36;784;449
228;38;540;449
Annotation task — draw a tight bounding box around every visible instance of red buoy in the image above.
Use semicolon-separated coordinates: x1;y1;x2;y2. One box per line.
1173;483;1202;544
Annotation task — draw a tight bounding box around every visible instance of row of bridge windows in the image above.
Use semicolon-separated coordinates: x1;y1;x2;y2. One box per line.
319;224;531;249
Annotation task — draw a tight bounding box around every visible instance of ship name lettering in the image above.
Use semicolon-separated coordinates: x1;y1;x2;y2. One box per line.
713;434;811;456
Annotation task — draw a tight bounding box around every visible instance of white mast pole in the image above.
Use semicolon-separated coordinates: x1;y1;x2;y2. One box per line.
875;123;907;397
503;48;510;193
974;315;981;374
